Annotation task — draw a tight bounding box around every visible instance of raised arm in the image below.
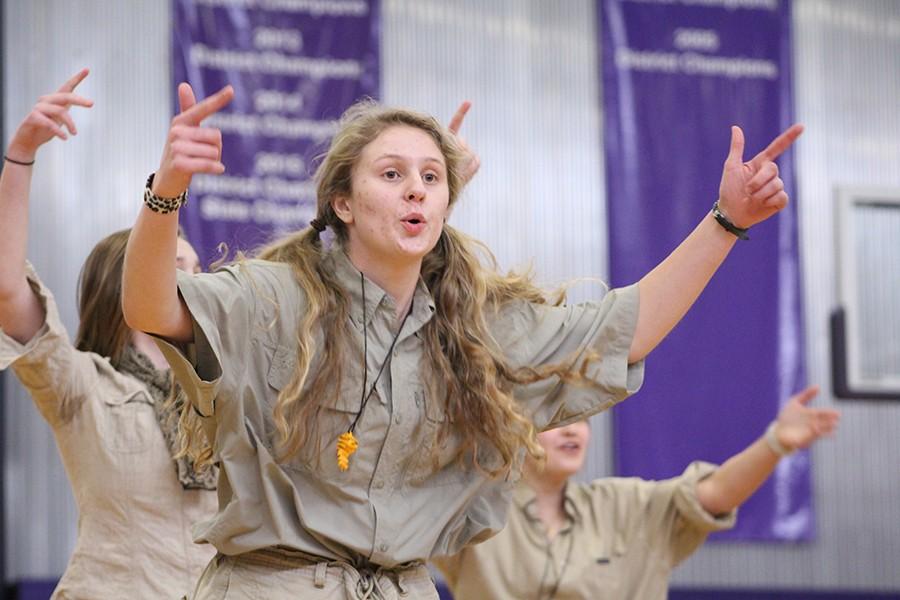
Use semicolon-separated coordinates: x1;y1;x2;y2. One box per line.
628;124;804;362
121;83;233;342
695;385;839;516
0;69;93;343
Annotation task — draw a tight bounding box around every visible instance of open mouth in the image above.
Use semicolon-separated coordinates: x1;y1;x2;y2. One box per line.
402;213;426;225
401;213;427;233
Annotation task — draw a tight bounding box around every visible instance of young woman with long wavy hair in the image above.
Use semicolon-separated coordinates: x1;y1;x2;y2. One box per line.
122;83;801;599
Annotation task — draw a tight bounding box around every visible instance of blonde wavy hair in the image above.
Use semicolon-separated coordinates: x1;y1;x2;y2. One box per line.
180;100;603;477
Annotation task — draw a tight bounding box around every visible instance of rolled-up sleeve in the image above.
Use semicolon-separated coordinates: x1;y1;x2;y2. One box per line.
0;263;96;426
590;461;737;572
153;264;257;418
662;461;737;566
491;284;645;430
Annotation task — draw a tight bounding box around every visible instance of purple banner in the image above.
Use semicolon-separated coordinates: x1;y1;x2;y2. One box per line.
601;0;810;540
173;0;380;267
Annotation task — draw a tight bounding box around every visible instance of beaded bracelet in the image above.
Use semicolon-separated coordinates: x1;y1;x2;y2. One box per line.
143;173;188;214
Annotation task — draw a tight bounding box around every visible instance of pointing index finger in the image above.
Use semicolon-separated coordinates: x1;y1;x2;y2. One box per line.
793;384;820;406
58;68;90;94
750;123;804;169
448;101;472;135
179;85;235;126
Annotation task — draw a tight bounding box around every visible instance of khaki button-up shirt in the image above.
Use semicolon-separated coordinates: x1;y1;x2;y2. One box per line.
157;249;644;567
433;461;736;600
0;266;216;600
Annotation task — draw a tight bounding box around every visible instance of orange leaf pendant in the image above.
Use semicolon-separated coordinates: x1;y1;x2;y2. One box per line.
337;431;359;471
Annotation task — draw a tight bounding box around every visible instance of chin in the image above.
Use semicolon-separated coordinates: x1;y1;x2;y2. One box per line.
558;458;585;475
397;239;439;260
545;461;582;479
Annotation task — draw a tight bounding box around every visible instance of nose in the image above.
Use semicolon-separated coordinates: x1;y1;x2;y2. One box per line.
560;421;583;437
406;175;426;203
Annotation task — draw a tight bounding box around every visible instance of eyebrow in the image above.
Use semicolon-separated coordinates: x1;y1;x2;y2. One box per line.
375;153;445;166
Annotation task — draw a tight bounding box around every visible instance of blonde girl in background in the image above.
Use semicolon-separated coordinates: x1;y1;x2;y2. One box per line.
433;385;840;599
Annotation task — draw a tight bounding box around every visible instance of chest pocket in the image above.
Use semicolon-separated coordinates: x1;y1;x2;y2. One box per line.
569;557;622;600
99;390;158;454
265;343;362;476
403;386;468;488
266;343;297;394
569;527;628;599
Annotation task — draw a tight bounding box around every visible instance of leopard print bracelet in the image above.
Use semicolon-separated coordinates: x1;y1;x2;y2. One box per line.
143;173;188;214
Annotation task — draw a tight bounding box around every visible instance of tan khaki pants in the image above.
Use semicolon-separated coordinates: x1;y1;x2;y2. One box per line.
190;548;440;600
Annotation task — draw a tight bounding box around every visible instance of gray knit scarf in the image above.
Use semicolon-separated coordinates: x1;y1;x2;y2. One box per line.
117;346;217;490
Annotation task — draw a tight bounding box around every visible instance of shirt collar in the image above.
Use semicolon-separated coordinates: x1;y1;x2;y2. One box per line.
562;480;582;522
327;249;437;333
514;480;582;525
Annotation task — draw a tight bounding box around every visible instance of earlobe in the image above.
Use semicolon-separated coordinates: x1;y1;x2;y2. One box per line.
332;196;354;225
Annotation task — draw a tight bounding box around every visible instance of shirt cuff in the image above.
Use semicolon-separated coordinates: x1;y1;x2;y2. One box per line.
673;460;738;532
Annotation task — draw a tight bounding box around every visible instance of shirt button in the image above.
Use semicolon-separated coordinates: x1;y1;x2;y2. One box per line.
394;414;402;425
379;543;388;552
374;481;384;490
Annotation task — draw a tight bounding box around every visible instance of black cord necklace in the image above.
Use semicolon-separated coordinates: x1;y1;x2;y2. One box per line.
336;272;412;471
536;523;575;600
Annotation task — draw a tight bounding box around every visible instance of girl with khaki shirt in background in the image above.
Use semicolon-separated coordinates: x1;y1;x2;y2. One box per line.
121;82;801;599
0;70;217;599
433;385;840;600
